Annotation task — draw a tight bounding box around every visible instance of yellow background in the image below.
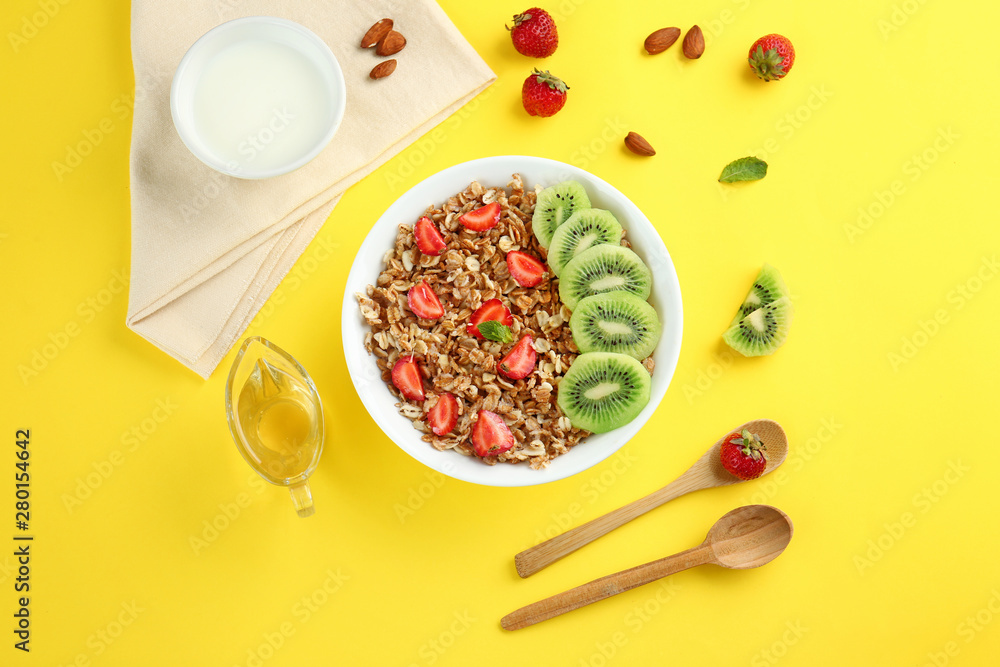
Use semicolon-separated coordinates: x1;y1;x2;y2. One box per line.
3;0;999;665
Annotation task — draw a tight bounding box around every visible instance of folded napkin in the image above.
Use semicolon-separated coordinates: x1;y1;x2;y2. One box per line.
126;0;495;377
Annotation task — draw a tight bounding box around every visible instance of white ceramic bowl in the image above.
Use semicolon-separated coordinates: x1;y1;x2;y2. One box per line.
342;156;683;487
170;16;346;179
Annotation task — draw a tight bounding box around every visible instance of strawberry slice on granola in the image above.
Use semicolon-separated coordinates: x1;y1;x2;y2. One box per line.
427;392;458;436
471;410;515;457
498;335;537;380
414;216;447;256
407;281;444;319
458;201;501;231
507;250;546;287
391;356;426;402
467;298;514;338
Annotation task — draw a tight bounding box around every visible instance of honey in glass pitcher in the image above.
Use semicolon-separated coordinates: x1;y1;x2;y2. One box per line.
225;337;324;517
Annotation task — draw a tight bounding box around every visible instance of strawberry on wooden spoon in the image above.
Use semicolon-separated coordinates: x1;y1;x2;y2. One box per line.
720;429;768;480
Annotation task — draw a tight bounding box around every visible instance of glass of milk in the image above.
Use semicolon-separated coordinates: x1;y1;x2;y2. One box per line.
170;17;346;179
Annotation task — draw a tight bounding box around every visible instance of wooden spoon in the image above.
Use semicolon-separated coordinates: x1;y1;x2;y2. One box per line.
502;504;793;630
515;419;788;577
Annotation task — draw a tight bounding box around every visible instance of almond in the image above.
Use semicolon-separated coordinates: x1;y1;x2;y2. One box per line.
376;30;406;57
361;18;393;48
644;27;681;55
682;25;705;59
624;132;655;157
370;59;397;80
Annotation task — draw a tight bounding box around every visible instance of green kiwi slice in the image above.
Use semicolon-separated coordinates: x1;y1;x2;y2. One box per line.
557;352;652;433
729;264;789;326
723;296;793;356
547;209;624;276
532;181;592;248
558;244;652;311
570;292;661;360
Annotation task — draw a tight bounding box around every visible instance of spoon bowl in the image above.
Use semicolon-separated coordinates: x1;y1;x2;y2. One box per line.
706;505;794;569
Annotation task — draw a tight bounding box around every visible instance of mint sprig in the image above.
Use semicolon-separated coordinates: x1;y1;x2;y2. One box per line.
719;156;768;183
477;321;515;344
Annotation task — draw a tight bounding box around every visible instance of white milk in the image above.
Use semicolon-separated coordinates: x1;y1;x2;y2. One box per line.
191;39;333;172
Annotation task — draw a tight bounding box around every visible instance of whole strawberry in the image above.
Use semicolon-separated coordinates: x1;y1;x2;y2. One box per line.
521;69;568;117
748;34;795;81
720;429;768;480
508;7;558;58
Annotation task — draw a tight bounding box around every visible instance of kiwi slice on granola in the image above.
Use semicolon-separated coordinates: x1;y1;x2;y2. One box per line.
558;244;652;311
557;352;651;433
570;292;661;360
532;181;591;249
547;208;623;276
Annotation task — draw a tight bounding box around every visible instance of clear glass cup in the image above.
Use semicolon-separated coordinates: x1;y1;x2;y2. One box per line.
224;337;324;517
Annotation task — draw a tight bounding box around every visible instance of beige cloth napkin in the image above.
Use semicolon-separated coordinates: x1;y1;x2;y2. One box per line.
126;0;495;378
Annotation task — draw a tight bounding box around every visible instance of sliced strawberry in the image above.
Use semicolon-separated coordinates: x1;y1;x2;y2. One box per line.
506;251;546;287
414;216;447;256
471;410;515;457
391;356;425;402
427;392;458;436
466;298;513;338
497;335;537;380
458;201;501;232
407;281;444;319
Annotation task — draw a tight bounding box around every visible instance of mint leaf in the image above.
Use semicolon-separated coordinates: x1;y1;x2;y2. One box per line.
477;321;515;344
719;156;768;183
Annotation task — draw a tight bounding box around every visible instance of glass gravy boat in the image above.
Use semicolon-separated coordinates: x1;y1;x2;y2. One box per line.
224;337;324;517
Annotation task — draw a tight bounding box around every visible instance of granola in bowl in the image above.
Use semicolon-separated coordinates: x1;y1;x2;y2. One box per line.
356;174;595;469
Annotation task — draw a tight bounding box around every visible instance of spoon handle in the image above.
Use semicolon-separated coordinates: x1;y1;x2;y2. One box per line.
502;544;713;631
515;474;708;577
